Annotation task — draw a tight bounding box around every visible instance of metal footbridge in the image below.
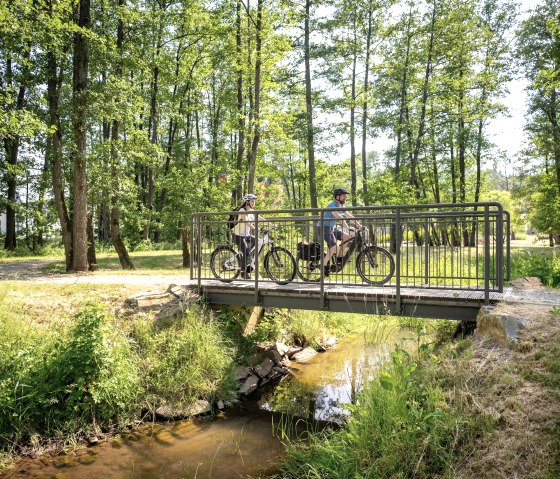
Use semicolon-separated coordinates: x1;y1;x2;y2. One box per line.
189;203;510;321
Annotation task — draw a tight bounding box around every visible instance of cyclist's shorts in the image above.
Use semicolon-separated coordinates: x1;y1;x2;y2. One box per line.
319;226;343;248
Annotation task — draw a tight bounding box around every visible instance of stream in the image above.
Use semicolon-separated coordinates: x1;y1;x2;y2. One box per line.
5;329;413;479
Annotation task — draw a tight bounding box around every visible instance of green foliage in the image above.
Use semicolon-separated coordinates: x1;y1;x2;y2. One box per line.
130;308;237;407
511;250;560;287
0;296;240;451
279;347;482;478
528;174;560;234
0;305;141;445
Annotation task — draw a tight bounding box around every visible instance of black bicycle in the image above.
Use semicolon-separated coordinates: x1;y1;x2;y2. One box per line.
210;229;296;284
296;227;395;285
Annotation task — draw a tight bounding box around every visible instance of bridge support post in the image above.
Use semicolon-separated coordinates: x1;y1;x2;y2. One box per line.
243;306;265;336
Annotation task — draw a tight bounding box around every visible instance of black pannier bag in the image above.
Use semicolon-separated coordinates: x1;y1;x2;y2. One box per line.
297;241;321;261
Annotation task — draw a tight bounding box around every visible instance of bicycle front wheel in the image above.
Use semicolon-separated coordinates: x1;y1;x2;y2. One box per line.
264;247;296;284
356;246;395;285
210;245;241;282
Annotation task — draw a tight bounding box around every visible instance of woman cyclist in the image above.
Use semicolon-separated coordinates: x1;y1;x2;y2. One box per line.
231;194;271;279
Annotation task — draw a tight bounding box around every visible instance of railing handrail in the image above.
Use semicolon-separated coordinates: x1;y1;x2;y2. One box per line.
191;201;505;218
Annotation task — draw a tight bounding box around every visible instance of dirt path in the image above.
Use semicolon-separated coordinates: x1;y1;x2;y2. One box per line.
0;260;188;286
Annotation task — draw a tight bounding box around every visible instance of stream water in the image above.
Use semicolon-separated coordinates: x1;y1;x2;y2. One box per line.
4;329;412;479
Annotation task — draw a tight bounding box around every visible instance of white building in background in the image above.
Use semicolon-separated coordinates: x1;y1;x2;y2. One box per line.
0;212;6;235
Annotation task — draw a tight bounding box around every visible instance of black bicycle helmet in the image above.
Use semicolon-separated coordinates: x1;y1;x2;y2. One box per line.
333;187;350;197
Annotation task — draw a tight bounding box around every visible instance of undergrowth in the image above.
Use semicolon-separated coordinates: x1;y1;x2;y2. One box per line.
277;336;488;478
510;250;560;287
0;301;237;459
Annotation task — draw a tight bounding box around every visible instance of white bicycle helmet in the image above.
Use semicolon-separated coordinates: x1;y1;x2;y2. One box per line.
243;193;257;201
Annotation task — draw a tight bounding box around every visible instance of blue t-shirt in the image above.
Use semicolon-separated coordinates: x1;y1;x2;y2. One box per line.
318;200;345;229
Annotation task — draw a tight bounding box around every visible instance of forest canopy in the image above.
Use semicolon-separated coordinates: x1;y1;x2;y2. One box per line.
1;0;559;270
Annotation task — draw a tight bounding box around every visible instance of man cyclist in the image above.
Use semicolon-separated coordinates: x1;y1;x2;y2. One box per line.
232;193;270;279
318;187;362;277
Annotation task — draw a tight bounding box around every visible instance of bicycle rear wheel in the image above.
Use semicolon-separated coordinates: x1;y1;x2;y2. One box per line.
296;256;323;282
210;245;241;282
356;246;395;285
264;247;296;284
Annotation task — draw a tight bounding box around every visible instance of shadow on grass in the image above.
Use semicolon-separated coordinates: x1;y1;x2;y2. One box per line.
40;252;185;274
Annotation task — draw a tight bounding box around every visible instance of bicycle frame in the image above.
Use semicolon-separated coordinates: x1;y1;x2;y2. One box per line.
330;229;366;271
247;231;273;267
232;230;274;270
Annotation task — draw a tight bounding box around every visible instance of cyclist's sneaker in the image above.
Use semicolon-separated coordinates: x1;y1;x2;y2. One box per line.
323;266;330;277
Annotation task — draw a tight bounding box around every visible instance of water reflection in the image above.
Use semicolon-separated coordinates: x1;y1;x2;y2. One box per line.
259;334;393;423
4;329;413;479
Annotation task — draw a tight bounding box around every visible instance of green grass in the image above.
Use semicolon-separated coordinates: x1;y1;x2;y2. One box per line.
249;309;385;348
39;250;186;274
0;282;238;458
510;249;560;287
277;346;487;479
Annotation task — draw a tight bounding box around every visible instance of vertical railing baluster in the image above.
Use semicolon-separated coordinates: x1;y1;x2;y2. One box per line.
320;210;325;310
197;215;202;295
484;204;490;304
505;211;511;282
424;215;429;284
496;206;504;293
255;214;260;304
190;214;195;281
396;207;401;313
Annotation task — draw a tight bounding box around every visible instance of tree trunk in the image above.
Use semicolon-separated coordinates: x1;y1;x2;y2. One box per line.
349;15;357;206
36;143;50;247
395;11;412;175
234;0;245;204
410;1;436;192
304;0;318;209
87;213;97;269
182;227;190;268
3;136;19;251
248;0;263;194
3;56;27;251
47;49;73;270
110;0;134;270
430;103;440;203
550;87;560;195
458;68;467;204
71;0;90;272
450;133;457;204
361;4;373;205
155;41;183;242
144;34;161;241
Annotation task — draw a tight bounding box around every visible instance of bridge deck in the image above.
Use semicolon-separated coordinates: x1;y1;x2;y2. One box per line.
187;280;506;321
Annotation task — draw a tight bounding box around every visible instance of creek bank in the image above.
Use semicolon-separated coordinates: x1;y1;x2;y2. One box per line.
275;280;560;479
125;286;339;420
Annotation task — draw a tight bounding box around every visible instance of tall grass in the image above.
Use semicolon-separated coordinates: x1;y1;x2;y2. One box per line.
0;305;141;445
131;308;238;407
242;309;373;348
510;250;560;287
0;301;238;453
278;345;485;478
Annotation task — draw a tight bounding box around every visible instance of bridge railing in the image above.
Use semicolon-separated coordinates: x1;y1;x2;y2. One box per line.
191;202;508;304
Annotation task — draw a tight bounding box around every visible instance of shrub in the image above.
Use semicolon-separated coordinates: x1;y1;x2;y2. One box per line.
0;305;141;446
511;250;560;287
